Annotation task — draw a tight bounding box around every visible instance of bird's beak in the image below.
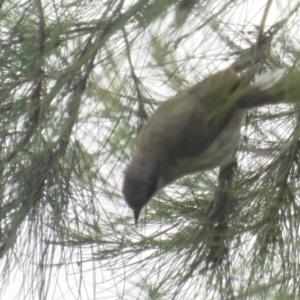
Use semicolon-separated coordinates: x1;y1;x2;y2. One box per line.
134;208;142;226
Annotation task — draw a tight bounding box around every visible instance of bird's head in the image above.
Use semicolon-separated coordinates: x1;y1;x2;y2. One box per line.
122;153;161;224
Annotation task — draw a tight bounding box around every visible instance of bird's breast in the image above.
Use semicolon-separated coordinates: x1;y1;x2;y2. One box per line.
162;110;246;186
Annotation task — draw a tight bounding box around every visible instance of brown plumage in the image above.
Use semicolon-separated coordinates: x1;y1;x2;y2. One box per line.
123;62;287;224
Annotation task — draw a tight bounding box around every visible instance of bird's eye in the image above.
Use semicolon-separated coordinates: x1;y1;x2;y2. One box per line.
146;179;157;200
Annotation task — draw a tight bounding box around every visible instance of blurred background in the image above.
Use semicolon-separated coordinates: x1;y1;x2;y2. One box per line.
1;0;300;299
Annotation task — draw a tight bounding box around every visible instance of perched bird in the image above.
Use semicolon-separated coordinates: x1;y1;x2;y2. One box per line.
123;61;285;224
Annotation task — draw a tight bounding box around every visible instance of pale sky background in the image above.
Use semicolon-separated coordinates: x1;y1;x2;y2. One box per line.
2;1;299;299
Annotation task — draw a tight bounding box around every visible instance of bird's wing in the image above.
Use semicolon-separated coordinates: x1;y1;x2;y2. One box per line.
137;68;241;161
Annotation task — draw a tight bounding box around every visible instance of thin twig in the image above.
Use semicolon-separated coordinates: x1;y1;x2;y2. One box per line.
122;28;148;124
256;0;273;51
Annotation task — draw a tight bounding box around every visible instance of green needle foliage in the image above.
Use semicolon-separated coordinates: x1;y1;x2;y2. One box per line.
1;0;300;299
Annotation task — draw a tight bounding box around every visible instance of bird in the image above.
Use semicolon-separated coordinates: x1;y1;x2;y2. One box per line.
122;60;286;224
